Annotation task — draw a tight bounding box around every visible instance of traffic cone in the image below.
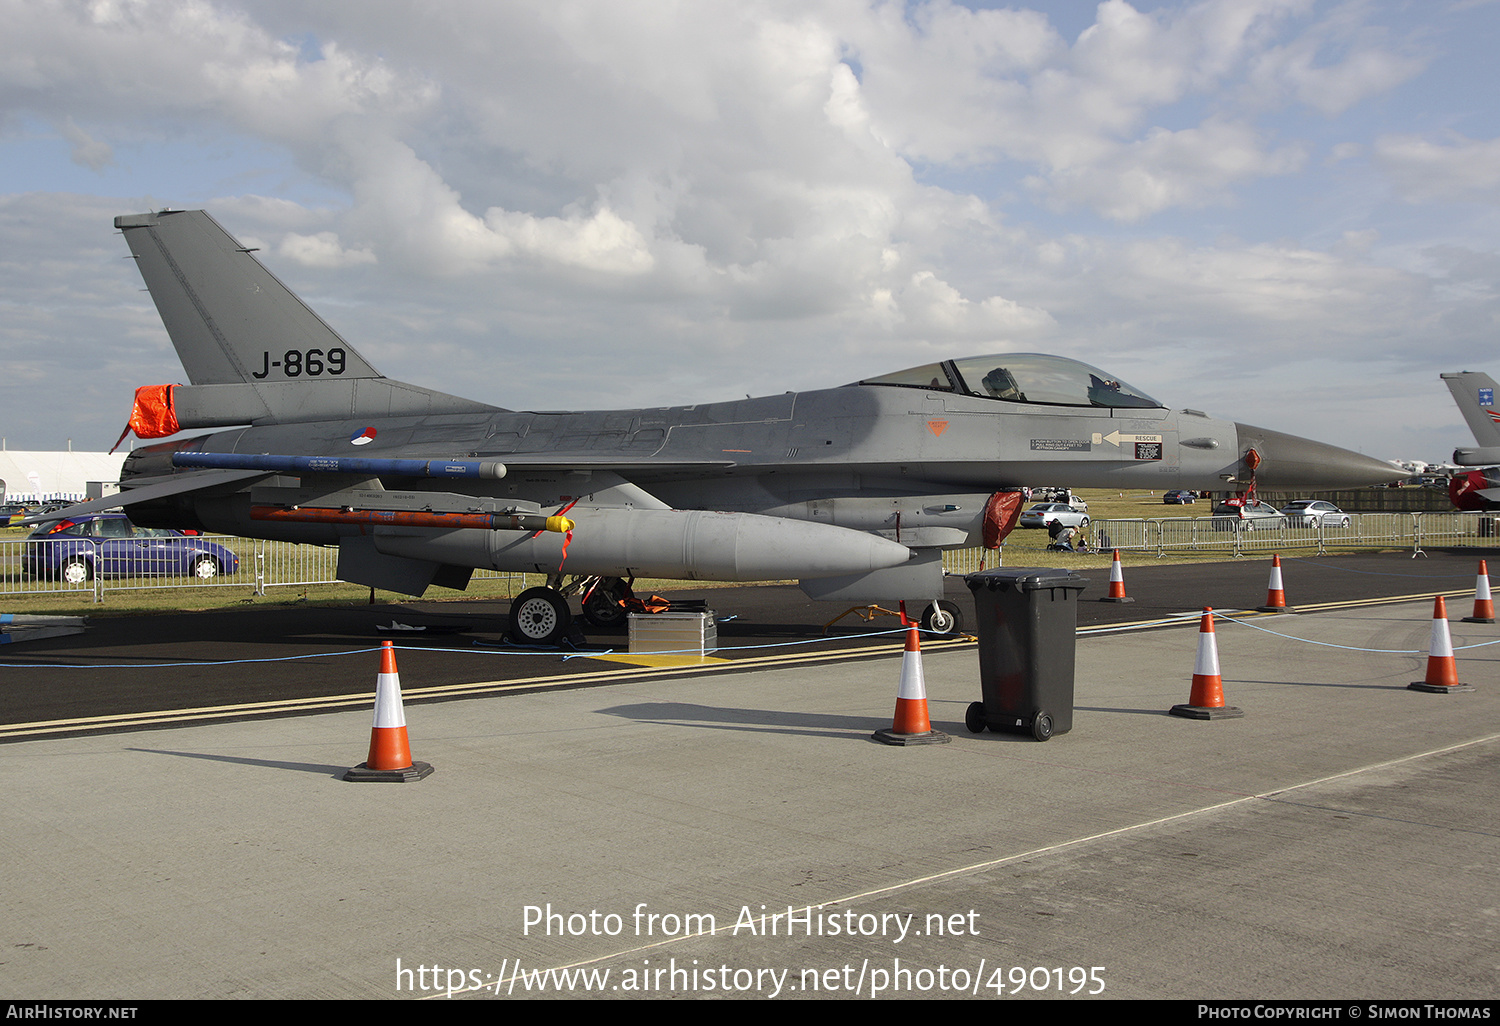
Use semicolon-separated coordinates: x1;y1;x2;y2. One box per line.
1462;561;1495;624
1409;596;1474;693
344;641;435;781
1101;549;1134;603
873;625;951;745
1256;554;1293;613
1170;608;1244;719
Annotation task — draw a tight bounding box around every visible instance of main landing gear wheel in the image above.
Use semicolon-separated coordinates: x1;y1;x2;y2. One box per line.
581;577;631;628
508;587;573;645
921;600;963;636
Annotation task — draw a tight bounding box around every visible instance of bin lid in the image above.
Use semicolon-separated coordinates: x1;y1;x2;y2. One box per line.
964;567;1089;592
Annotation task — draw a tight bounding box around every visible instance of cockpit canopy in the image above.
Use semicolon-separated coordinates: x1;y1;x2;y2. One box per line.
856;353;1162;410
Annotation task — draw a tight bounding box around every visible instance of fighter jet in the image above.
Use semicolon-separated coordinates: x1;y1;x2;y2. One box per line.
49;209;1398;641
1443;371;1500;511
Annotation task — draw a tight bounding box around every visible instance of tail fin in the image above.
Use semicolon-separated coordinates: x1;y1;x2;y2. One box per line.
1442;371;1500;466
116;210;381;384
115;210;494;426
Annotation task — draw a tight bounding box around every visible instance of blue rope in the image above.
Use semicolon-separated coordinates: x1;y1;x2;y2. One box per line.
1215;612;1500;653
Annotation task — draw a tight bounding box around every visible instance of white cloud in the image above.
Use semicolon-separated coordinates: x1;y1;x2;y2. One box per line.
1039;117;1307;222
277;230;376;268
0;0;1491;462
58;117;112;172
1375;133;1500;204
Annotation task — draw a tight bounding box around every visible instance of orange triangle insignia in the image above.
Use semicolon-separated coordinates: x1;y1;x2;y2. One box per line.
927;420;949;437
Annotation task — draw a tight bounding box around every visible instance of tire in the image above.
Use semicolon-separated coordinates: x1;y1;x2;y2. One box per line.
965;701;988;734
190;555;220;580
62;557;91;585
581;577;629;628
921;600;963;635
508;587;573;645
1032;711;1054;742
1080;517;1090;529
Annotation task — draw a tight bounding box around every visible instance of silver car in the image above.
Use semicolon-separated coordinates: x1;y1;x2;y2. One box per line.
1210;500;1287;531
1280;500;1352;528
1018;502;1091;530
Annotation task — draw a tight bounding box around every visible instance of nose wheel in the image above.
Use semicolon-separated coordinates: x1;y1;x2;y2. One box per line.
920;600;963;635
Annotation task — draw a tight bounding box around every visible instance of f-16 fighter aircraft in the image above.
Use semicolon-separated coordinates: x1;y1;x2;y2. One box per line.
50;210;1398;641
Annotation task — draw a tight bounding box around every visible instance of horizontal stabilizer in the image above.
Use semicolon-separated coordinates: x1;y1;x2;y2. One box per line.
16;469;267;525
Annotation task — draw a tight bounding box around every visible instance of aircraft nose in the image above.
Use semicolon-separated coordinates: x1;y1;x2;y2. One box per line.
1234;423;1402;489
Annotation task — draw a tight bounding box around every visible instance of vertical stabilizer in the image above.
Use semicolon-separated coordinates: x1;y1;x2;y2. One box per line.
115;210;381;384
1442;371;1500;447
114;210;496;426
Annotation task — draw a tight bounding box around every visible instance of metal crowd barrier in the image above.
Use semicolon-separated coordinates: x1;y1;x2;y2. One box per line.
4;513;1498;603
0;536;534;602
1080;511;1500;558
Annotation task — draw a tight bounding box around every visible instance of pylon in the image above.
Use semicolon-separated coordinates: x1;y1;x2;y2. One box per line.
1256;554;1293;612
1462;561;1495;624
1409;596;1475;693
1170;608;1244;719
344;641;435;781
1101;549;1134;603
873;624;951;745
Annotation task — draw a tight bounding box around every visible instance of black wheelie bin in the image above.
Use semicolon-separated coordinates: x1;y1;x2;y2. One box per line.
964;568;1088;741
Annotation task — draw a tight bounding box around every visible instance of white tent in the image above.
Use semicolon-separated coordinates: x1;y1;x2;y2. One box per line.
0;450;127;504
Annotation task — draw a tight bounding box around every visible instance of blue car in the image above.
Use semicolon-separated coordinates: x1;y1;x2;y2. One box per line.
24;513;239;583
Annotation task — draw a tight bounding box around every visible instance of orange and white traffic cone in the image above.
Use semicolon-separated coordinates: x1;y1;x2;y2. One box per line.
344;640;435;781
1170;608;1244;719
873;624;951;745
1256;554;1293;613
1462;561;1495;624
1101;549;1134;603
1409;596;1474;693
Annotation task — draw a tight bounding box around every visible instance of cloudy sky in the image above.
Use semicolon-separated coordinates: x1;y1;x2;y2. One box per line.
1;0;1496;463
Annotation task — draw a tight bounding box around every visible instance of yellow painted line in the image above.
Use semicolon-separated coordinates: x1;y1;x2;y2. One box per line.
0;634;977;741
587;653;731;668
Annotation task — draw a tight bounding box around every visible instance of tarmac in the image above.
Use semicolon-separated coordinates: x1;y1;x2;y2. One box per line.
2;564;1498;1001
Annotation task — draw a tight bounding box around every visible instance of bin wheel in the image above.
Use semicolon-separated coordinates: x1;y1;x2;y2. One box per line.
965;701;987;734
1032;711;1054;742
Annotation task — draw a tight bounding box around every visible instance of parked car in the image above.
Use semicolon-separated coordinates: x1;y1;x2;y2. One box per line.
1019;502;1091;530
1033;488;1088;511
1280;500;1352;528
1163;490;1197;504
24;513;239;583
1209;500;1287;531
